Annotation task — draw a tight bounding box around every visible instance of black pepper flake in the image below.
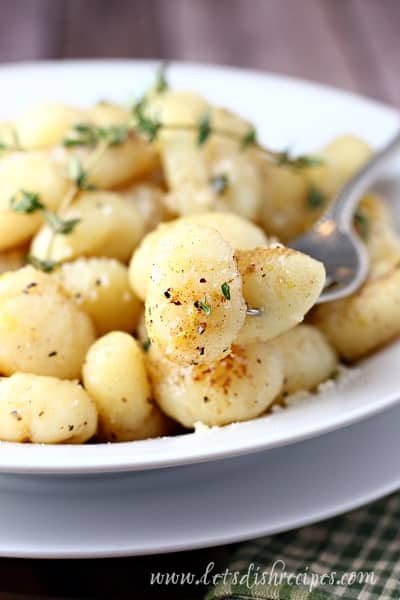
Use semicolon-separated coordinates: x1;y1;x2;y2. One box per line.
68;424;74;431
48;351;58;357
203;396;210;403
199;278;207;283
164;288;172;299
95;278;102;286
10;410;22;421
199;347;205;356
22;281;39;294
38;410;45;417
172;300;182;306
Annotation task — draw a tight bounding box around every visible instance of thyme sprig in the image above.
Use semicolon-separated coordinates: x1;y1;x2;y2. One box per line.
132;100;322;169
9;190;81;237
29;125;127;271
154;62;169;94
63;123;129;148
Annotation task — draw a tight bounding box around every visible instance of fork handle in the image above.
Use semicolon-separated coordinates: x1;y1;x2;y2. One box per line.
323;128;400;230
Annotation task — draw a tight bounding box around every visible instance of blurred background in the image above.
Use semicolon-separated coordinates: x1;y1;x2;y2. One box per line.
0;0;399;106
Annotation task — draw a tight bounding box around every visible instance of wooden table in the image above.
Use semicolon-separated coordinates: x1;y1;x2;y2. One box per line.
1;0;400;107
0;0;398;597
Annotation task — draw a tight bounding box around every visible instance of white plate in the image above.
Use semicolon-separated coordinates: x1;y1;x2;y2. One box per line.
0;402;399;558
0;59;399;474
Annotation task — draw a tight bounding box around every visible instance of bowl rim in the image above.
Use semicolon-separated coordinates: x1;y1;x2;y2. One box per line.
0;58;399;474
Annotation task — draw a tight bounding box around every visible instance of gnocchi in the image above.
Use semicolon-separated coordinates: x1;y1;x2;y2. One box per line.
53;257;142;335
0;71;397;446
0;266;95;379
0;373;97;444
83;332;171;441
146;343;283;427
147;91;263;220
0;152;71;251
145;223;246;365
269;325;338;396
31;191;145;263
128;212;268;301
311;268;400;361
236;246;325;344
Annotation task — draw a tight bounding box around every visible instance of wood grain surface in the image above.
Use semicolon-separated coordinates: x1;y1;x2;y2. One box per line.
1;0;400;106
0;0;398;598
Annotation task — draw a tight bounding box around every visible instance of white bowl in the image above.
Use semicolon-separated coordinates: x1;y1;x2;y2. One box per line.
0;59;399;474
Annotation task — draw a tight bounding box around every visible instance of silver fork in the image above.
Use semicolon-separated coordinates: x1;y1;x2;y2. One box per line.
290;129;400;303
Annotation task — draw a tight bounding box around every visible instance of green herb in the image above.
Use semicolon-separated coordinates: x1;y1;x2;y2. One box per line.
10;191;45;214
63;123;98;147
154;62;169;93
306;186;326;210
354;210;369;240
277;150;323;169
27;255;57;273
199;299;212;316
63;123;129;148
241;128;257;149
210;173;229;195
221;282;231;300
142;338;152;352
43;212;81;235
68;157;95;190
133;100;162;142
100;125;129;146
197;112;211;146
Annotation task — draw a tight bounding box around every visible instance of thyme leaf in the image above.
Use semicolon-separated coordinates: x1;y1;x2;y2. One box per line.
241;127;257;149
43;211;81;235
354;210;369;240
133;100;162;142
199;299;212;316
68;157;95;190
142;338;152;352
27;255;58;273
197;112;211;146
277;150;323;169
10;191;44;214
306;186;326;210
221;282;231;300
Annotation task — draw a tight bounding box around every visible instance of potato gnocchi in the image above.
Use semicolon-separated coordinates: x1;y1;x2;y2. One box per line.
0;71;397;444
